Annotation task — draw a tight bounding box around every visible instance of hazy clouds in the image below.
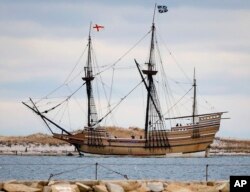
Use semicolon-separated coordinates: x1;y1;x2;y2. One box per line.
0;0;249;138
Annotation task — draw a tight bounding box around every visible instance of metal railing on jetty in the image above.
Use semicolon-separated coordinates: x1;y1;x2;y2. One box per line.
1;162;250;181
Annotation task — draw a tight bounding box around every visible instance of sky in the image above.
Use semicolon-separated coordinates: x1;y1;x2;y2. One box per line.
0;0;250;139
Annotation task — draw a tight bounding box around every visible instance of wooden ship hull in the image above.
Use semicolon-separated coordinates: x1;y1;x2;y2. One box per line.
53;113;222;156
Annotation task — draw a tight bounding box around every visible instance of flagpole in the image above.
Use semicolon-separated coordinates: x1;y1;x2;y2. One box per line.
152;3;157;24
88;22;92;37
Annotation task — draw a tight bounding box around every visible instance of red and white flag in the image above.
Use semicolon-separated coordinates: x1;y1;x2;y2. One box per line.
93;24;104;32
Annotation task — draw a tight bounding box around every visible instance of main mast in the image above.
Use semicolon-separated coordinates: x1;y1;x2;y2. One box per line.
144;10;157;141
140;5;170;148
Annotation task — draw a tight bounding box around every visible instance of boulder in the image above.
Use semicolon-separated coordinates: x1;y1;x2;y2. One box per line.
76;182;92;192
207;181;215;186
4;180;18;184
137;183;150;192
71;185;81;192
21;181;35;186
38;181;49;186
48;181;70;186
77;181;99;187
51;184;80;192
31;182;45;190
93;185;108;192
0;182;2;190
166;183;193;192
3;183;41;192
188;183;217;192
216;182;229;192
116;181;141;191
106;183;124;192
43;186;52;192
147;182;164;192
163;182;168;188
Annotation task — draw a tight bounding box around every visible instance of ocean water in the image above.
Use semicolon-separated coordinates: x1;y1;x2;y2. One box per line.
0;155;249;181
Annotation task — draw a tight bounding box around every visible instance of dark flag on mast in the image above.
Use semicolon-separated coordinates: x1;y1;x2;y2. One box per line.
157;5;168;13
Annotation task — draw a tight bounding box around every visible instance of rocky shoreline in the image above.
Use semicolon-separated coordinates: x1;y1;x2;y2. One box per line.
0;180;229;192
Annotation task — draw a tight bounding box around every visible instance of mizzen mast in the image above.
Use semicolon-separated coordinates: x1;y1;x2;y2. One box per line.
192;68;197;124
192;68;200;138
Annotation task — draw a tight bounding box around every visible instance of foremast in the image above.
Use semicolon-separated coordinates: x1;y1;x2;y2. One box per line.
138;5;170;148
82;23;103;146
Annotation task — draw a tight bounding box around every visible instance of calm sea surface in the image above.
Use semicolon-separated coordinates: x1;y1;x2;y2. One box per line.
0;155;250;181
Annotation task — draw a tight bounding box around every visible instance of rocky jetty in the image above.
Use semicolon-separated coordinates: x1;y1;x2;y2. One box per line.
0;180;229;192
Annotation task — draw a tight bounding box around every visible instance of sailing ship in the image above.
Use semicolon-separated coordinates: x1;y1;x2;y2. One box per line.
23;6;226;156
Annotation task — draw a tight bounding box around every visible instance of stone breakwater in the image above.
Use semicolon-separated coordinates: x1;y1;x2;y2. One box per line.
0;180;229;192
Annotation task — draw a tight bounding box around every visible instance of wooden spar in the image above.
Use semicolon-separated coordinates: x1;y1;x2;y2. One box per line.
165;112;228;120
135;60;162;120
22;100;72;135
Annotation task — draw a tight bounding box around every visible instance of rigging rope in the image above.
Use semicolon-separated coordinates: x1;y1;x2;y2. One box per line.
155;30;216;118
48;165;91;181
93;80;144;126
156;29;192;83
155;36;180;125
148;86;193;130
94;30;152;76
91;41;102;119
197;89;216;112
36;44;88;104
34;29;151;121
58;100;68;124
113;65;136;70
63;44;88;84
41;83;86;114
99;164;129;180
66;101;72;131
163;86;193;116
108;68;115;111
91;41;118;125
155;33;197;125
105;67;117;125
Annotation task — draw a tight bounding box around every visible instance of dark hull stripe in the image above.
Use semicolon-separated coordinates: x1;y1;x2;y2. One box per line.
79;141;212;156
80;140;212;149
